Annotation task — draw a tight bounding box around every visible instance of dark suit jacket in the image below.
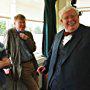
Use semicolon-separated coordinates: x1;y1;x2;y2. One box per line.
44;24;90;90
6;28;38;70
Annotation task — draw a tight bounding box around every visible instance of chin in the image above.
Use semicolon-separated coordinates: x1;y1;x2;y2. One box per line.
20;29;25;31
68;28;75;32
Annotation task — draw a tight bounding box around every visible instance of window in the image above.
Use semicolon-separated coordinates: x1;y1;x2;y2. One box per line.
26;20;43;57
0;17;11;43
0;0;44;58
76;0;90;26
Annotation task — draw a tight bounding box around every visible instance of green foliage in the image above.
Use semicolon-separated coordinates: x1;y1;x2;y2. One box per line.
34;26;42;34
0;20;6;35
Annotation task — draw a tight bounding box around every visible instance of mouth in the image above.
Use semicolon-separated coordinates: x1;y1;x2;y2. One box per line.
68;21;76;26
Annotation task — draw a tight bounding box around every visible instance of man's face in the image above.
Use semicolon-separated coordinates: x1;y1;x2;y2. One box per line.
14;19;26;31
61;9;79;32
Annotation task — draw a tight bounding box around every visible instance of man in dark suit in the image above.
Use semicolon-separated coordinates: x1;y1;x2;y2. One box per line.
6;14;39;90
37;6;90;90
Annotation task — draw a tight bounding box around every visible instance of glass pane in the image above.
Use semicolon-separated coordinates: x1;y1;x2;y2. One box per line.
26;21;43;58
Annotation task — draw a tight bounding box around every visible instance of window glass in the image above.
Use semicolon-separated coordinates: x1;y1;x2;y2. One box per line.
0;18;44;58
76;0;90;26
26;21;43;57
79;12;90;26
0;0;44;58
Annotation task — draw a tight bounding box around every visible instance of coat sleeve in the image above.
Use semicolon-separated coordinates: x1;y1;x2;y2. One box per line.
43;47;53;74
0;42;7;58
24;31;36;52
5;30;11;58
43;33;59;74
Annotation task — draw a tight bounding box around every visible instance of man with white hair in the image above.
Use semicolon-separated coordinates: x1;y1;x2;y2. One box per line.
37;5;90;90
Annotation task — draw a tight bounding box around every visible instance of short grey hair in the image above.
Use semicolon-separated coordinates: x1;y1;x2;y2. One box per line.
59;5;79;21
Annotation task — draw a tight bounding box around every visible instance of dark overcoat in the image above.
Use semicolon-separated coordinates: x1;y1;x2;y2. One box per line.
6;28;38;70
44;24;90;90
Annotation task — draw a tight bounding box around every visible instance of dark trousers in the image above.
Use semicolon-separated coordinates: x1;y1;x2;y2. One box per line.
21;61;39;90
5;61;39;90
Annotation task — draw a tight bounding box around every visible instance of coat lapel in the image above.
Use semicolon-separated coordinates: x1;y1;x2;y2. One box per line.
48;30;64;83
51;30;64;63
54;31;64;51
61;31;82;66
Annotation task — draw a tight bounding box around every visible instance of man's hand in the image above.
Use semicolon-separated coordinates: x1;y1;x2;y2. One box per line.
0;58;11;69
37;66;46;74
19;33;29;40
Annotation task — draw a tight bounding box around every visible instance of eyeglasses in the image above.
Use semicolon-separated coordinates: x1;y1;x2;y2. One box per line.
62;13;78;20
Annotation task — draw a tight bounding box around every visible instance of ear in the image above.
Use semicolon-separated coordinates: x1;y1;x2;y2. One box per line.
14;21;16;25
78;15;79;18
60;19;63;24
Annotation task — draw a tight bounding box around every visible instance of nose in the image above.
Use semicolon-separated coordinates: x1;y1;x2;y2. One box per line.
67;16;74;22
21;22;25;25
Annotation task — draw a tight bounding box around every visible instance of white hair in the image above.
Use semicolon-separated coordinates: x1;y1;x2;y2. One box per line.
59;5;79;21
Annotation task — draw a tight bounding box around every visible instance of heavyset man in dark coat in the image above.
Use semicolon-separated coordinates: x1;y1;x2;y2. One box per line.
37;6;90;90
